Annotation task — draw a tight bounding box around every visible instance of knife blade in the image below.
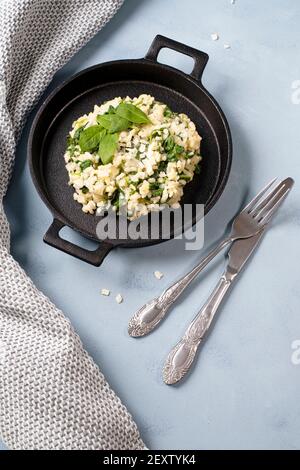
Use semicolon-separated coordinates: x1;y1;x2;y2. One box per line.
225;228;265;280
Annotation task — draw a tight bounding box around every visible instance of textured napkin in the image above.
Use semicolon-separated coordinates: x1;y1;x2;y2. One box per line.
0;0;145;450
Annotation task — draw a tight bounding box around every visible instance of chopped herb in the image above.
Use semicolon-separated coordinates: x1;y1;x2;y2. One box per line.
163;106;173;118
111;189;125;209
67;143;76;157
149;182;161;190
163;136;184;161
80;160;93;171
67;135;74;147
130;180;141;187
163;136;175;153
152;188;163;197
149;129;163;141
81;186;89;194
179;174;191;181
174;144;184;154
157;161;167;172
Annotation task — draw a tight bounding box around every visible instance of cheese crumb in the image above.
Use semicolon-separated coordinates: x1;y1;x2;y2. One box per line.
101;288;110;296
154;271;164;280
115;294;123;304
211;33;219;41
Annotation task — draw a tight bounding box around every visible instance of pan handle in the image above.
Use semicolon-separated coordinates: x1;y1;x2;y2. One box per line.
145;35;209;81
43;219;113;267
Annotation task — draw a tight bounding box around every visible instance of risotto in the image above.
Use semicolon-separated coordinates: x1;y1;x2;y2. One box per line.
64;94;202;220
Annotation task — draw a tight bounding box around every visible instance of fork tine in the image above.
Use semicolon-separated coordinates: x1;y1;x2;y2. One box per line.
257;178;294;225
243;177;277;213
257;193;289;227
251;180;286;218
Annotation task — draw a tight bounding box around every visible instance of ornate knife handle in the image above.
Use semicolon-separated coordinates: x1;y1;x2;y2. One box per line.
163;274;232;385
128;238;231;337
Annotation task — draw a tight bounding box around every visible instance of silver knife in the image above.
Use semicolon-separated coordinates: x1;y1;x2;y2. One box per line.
163;230;265;385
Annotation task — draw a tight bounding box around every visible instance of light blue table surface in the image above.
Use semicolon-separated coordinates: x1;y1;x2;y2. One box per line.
1;0;300;450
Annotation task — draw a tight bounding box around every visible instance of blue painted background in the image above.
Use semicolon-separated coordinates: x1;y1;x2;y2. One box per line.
1;0;300;450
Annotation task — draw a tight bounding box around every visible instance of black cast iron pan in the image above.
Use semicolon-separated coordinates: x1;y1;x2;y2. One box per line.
28;35;232;266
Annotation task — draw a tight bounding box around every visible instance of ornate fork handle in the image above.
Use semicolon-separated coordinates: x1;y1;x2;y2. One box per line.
128;237;231;337
163;272;234;385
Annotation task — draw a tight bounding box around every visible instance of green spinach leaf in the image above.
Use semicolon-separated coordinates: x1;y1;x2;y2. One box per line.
115;102;151;124
98;133;119;164
97;114;130;133
79;125;104;152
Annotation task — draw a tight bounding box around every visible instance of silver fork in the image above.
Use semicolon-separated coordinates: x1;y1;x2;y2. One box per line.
128;178;287;337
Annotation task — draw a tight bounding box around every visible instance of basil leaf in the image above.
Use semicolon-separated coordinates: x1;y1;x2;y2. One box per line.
115;102;151;124
80;160;93;171
79;125;103;152
97;114;130;133
98;133;119;164
96;114;109;127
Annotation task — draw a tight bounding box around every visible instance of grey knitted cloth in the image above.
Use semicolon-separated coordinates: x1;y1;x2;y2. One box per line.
0;0;145;450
